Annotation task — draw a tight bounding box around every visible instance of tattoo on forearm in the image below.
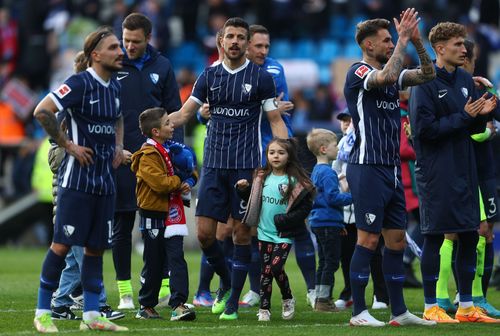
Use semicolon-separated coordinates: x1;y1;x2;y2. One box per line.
36;109;66;145
402;41;436;86
367;43;406;89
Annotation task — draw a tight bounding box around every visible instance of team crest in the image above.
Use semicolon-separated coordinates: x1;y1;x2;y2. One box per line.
242;83;252;94
150;73;159;84
365;213;376;225
355;65;370;78
63;225;75;237
148;229;159;239
55;84;71;99
169;204;182;223
278;184;288;196
461;87;468;98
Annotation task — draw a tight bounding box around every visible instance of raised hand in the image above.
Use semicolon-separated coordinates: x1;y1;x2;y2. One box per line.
393;8;420;44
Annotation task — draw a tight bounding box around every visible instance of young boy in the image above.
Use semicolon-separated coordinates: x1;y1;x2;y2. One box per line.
131;107;196;321
306;128;352;312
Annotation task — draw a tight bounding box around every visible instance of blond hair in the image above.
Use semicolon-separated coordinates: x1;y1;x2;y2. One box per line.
306;128;337;156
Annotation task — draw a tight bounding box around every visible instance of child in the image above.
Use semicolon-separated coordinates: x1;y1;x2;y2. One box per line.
236;138;314;322
130;107;196;321
306;128;352;312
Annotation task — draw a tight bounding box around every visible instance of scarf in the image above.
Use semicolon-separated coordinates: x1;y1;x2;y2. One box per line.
146;138;188;238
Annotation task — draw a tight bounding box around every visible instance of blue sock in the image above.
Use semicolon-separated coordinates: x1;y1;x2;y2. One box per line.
456;231;478;303
350;245;374;316
198;253;215;293
294;232;316;291
421;235;443;305
248;237;260;293
202;241;231;289
383;248;407;316
483;242;493;297
81;255;103;313
37;249;66;310
226;244;251;313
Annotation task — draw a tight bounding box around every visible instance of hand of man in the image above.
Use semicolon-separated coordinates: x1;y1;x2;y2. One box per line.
478;93;497;115
66;141;94;166
464;95;486;117
394;8;420;44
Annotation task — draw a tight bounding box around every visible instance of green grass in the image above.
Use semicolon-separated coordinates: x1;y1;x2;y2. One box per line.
1;247;499;335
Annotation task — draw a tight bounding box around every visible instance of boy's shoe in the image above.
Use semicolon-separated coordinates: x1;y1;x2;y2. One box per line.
117;295;135;310
100;305;124;321
69;294;84;310
34;313;58;333
372;296;388;310
193;290;214;307
257;309;271;321
349;310;385;327
79;316;128;331
135;307;162;319
306;289;316;308
239;290;260;307
171;304;196;321
334;298;353;310
219;310;238;320
389;310;437;326
473;296;500;318
314;298;338;312
282;297;295;320
422;306;459;323
211;288;230;314
455;306;500;323
437;298;457;314
52;306;81;320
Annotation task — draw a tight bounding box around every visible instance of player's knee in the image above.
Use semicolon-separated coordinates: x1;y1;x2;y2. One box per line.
197;230;216;247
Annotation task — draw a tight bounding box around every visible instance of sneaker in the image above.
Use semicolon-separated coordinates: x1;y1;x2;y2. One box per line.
135;307;162;319
306;289;316;308
193;290;214;307
34;313;58;333
473;296;500;318
211;288;230;314
455;306;500;323
314;298;338;312
349;310;385;327
52;305;81;320
372;296;388;310
100;305;124;321
257;309;271;321
69;294;84;310
239;290;260;308
156;294;171;309
282;297;295;320
171;304;196;321
334;298;353;310
423;306;459;323
437;298;457;314
219;311;238;320
389;310;437;326
118;295;135;310
80;316;128;331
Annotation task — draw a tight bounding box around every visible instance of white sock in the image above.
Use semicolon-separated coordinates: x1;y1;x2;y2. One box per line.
83;310;101;321
459;301;473;309
424;303;438;310
35;309;52;317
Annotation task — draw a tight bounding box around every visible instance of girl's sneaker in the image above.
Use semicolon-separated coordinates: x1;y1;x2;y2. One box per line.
282;297;295;320
257;309;271;321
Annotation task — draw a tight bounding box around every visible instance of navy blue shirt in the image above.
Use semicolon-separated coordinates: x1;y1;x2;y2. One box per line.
50;68;121;195
190;59;277;169
344;62;406;166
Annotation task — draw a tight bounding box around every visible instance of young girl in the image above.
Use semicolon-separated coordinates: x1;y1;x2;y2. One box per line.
236;138;314;321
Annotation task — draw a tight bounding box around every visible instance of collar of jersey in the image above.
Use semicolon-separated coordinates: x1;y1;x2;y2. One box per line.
86;68;110;87
222;58;249;74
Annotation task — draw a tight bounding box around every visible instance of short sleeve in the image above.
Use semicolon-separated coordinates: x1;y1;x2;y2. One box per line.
190;71;208;105
345;63;374;91
49;75;84;111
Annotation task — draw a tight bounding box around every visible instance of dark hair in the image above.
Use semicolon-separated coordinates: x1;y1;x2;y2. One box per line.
222;17;250;40
249;24;269;38
73;51;87;73
259;138;314;200
464;39;475;60
122;13;152;37
83;26;114;65
355;19;391;45
139;107;166;138
428;22;466;47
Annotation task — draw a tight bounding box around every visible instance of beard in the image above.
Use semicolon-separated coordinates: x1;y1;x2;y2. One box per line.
376;53;390;65
103;60;123;72
224;47;246;62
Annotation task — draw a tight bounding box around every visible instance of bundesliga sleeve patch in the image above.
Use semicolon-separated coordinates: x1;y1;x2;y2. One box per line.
355;65;370;79
55;84;71;99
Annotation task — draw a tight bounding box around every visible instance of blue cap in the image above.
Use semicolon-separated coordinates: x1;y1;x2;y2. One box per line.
336;109;351;120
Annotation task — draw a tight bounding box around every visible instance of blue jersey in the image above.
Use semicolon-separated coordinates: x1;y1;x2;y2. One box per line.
190;59;277;169
49;68;121;195
260;57;293;163
344;62;406;166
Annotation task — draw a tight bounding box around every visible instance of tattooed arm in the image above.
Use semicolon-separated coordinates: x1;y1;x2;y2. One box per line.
401;39;436;88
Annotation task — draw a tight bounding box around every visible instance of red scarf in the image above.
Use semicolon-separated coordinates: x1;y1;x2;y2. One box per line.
146;138;188;238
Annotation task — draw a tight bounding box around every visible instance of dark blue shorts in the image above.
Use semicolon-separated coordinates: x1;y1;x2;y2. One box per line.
54;187;115;249
346;164;407;233
196;167;253;223
479;179;499;222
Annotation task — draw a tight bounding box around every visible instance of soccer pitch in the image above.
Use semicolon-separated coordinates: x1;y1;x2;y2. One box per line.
1;248;499;335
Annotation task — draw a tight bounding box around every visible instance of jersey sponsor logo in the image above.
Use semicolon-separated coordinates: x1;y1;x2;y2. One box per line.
89;99;100;104
263;195;286;205
365;213;376;225
242;83;252;94
116;72;129;81
148;229;159;239
212;106;250;117
438;89;448;98
55;84;71;99
461;87;468;98
88;124;115;135
376;99;399;110
355;65;370;78
150;73;159;84
63;225;75;237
